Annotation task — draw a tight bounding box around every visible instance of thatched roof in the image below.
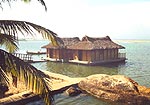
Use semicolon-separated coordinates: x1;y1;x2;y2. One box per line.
67;36;125;50
82;35;112;42
42;37;80;49
42;36;125;50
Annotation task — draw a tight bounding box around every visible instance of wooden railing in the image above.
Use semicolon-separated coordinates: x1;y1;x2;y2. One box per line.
118;53;126;58
13;53;32;61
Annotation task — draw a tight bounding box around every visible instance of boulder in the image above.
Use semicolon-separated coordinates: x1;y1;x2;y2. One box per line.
65;86;82;96
137;85;150;95
78;74;150;104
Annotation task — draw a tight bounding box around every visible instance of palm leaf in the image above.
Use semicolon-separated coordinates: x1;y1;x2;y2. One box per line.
0;20;58;46
0;67;9;85
0;49;53;104
0;0;47;11
0;33;18;53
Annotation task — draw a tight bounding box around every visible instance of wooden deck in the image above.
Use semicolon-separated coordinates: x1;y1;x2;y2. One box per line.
44;57;126;65
69;58;126;65
26;51;46;55
13;53;48;63
43;58;63;62
13;53;33;62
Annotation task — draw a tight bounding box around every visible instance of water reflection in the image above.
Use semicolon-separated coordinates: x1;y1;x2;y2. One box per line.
27;92;108;105
32;61;120;77
54;93;108;105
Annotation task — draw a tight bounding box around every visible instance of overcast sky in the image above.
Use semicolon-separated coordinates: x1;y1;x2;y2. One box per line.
1;0;150;39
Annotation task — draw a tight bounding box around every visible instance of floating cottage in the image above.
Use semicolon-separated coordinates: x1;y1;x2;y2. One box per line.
42;36;126;65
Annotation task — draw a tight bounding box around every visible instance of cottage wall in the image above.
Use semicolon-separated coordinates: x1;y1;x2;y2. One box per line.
62;49;68;61
107;49;110;60
49;49;53;58
111;49;114;59
72;50;79;60
46;48;120;63
47;49;62;59
99;50;104;60
87;50;91;62
59;49;63;59
103;49;119;60
52;49;56;58
114;49;118;59
91;50;95;62
71;50;92;62
82;50;86;61
46;49;49;58
95;50;100;61
68;50;74;60
56;49;59;59
71;49;120;62
90;49;118;62
103;50;108;60
79;50;94;62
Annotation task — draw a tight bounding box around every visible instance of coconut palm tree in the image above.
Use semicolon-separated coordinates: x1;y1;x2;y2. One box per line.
0;20;59;105
0;22;58;105
0;1;59;105
0;21;58;105
0;49;54;104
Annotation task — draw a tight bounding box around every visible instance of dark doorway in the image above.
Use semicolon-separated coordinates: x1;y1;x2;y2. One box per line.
50;49;53;58
78;50;82;61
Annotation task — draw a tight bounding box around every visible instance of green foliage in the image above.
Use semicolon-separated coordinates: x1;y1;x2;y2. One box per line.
0;19;60;104
0;67;9;85
0;1;59;104
0;20;58;46
0;33;18;53
0;49;53;104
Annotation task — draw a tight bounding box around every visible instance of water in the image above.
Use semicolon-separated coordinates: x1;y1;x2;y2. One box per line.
17;40;48;61
17;40;150;105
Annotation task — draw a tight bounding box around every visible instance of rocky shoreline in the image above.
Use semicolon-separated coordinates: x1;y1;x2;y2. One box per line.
1;71;150;105
78;74;150;105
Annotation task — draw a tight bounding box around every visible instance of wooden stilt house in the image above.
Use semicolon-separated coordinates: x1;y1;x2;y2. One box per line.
42;36;126;65
42;37;80;62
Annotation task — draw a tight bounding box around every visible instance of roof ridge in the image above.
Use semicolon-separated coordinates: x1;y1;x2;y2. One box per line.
82;35;112;42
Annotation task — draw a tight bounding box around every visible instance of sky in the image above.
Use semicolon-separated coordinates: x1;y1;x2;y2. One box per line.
1;0;150;39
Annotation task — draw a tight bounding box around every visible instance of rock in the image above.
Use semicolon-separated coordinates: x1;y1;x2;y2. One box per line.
137;85;150;95
78;74;150;104
117;93;150;105
65;86;82;96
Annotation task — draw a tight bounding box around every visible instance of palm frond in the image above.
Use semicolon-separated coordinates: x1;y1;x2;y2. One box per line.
0;20;58;46
0;33;18;53
0;0;47;11
0;67;9;85
37;0;47;11
0;49;53;104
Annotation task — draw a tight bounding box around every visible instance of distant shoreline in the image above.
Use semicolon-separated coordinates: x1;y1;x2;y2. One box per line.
18;38;150;44
114;39;150;43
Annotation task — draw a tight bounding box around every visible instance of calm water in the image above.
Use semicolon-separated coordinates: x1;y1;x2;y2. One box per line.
17;40;150;105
